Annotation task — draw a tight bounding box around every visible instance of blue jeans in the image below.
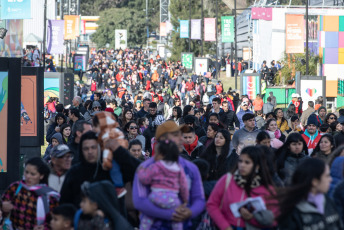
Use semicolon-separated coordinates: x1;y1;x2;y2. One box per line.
81;94;87;102
110;160;124;188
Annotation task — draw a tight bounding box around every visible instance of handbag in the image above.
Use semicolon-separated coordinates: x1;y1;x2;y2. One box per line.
196;173;232;230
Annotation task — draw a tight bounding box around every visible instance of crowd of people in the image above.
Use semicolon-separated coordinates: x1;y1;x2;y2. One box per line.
3;48;344;230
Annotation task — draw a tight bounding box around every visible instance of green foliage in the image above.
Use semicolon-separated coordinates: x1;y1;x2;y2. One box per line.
275;50;319;85
90;8;147;48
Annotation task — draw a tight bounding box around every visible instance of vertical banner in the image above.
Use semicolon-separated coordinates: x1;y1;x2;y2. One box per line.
241;75;261;100
0;72;8;172
47;20;64;55
81;20;86;35
181;53;194;70
64;15;79;40
204;18;216;41
74;55;86;72
221;16;234;43
180;20;189;38
21;75;37;136
0;20;23;57
286;14;304;54
191;19;201;40
160;22;167;37
115;29;127;50
1;0;31;19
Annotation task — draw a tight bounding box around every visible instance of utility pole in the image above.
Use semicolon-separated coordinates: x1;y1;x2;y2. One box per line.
201;0;204;56
215;0;218;79
43;0;47;70
188;0;191;52
234;0;238;89
305;0;309;75
146;0;149;48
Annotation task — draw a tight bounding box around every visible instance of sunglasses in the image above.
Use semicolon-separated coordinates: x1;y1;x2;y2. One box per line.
329;117;336;120
129;126;138;130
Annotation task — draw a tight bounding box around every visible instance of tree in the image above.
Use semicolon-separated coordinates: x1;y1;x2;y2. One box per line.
90;8;147;47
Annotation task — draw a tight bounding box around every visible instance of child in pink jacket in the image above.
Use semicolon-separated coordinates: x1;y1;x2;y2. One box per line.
137;140;189;230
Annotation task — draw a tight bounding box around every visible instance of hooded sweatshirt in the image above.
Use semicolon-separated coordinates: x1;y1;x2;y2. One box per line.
302;130;321;155
231;127;260;154
182;136;205;160
43;133;63;161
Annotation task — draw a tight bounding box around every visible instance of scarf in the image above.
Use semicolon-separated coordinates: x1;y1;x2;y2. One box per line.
16;182;60;225
304;129;319;145
234;170;261;189
183;136;199;155
307;193;325;214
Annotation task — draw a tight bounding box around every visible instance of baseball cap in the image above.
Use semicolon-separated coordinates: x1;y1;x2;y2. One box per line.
50;144;72;158
155;120;189;140
241;101;249;106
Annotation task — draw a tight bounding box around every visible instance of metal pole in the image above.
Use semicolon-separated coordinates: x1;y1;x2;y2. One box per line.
43;0;47;70
201;0;204;56
216;0;218;79
234;0;238;89
146;0;149;48
188;0;191;52
306;0;309;75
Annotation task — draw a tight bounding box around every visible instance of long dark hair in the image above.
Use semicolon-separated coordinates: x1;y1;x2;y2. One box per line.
325;113;337;124
264;118;277;131
238;146;274;196
313;134;335;155
155;140;179;162
201;129;231;179
275;133;308;171
172;106;182;119
274;108;287;128
25;157;50;185
276;158;326;221
54;113;66;126
183;105;193;117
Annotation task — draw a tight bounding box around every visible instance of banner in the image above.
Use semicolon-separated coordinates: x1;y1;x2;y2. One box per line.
160;22;167;37
191;19;201;40
251;8;272;21
195;58;209;75
286;14;304;54
0;72;8;172
47;20;64;55
180;20;189;38
204;18;216;41
74;55;86;72
21;75;37;136
115;29;127;50
0;20;23;57
181;53;193;70
221;16;234;43
64;15;79;40
1;0;31;19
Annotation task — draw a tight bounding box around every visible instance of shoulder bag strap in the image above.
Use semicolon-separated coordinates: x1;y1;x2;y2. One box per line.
219;173;232;209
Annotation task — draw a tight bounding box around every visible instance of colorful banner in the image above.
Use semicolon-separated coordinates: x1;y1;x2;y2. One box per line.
1;0;31;19
81;20;86;35
44;78;59;104
180;20;189;38
160;22;167;37
286;14;304;54
204;18;216;41
221;16;234;43
64;15;79;40
47;20;64;55
21;75;37;136
74;55;86;71
191;19;201;40
0;20;23;57
242;75;260;100
251;8;272;21
115;29;127;50
0;71;8;172
181;53;193;70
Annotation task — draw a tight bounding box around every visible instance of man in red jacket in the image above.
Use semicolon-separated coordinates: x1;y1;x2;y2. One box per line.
185;78;194;92
302;114;321;155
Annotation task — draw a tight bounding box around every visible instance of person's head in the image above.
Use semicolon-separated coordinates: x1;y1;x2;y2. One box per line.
94;92;101;101
55;113;66;126
265;118;278;132
241;101;249;110
172;106;182;119
306;114;319;135
339;109;344;117
24;157;50;186
79;131;99;164
155;120;189;152
256;94;261;99
155;139;179;162
51;133;63;147
149;102;157;115
318;106;326;118
290;115;300;129
183;127;196;145
242;113;256;130
122;108;133;121
308;101;314;108
274;108;284;119
50;144;73;172
183;105;194;117
319;123;331;134
72;120;93;143
285;132;308;155
265;112;277;120
72;96;82;107
126;121;138;135
222;101;229;112
60;123;71;139
153;94;159;104
206;123;219;139
314;134;335;155
92;101;101;111
51;204;77;230
212;97;221;110
68;108;80;121
128;139;142;159
84;100;93;110
174;98;181;106
325;113;337;124
266;97;271;102
209;113;220;124
214;129;231;148
56;104;64;113
143;98;151;109
138;117;149;128
256;131;271;147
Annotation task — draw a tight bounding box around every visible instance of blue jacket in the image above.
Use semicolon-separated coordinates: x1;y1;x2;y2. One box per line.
329;156;344;197
236;109;254;129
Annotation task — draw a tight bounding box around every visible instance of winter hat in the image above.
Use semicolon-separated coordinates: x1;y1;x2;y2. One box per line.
153;115;165;126
92;101;101;109
318;106;326;113
241;101;249;106
307;114;319;127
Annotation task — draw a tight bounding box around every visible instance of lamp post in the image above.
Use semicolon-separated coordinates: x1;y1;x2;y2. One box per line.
234;0;238;89
215;0;218;79
189;0;191;52
146;0;149;48
43;0;47;70
305;0;309;75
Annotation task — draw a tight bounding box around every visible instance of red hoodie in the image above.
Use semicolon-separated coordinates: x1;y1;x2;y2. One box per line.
183;136;199;155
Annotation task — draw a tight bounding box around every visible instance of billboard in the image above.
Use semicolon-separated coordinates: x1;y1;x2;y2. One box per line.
194;58;209;76
115;29;127;50
181;53;193;70
221;16;234;43
64;15;80;40
204;18;216;41
44;77;59;104
191;19;201;40
0;71;8;172
74;55;86;72
0;20;23;57
300;76;326;110
240;74;261;100
47;20;64;55
1;0;31;19
286;14;304;54
180;20;189;38
21;75;37;136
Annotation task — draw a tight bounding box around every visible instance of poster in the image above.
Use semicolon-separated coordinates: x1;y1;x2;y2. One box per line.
74;55;86;71
115;29;127;50
0;72;8;172
204;18;216;41
221;16;234;43
286;14;304;54
180;20;189;38
195;58;208;76
0;20;23;57
44;78;59;104
300;79;323;110
241;75;261;100
47;20;64;55
160;22;167;37
64;15;79;40
21;75;37;136
191;19;201;40
181;53;193;70
1;0;31;19
251;8;272;21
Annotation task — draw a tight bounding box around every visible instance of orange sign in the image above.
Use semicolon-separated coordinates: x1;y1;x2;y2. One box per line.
286;14;304;54
64;15;80;40
21;75;37;137
160;22;167;37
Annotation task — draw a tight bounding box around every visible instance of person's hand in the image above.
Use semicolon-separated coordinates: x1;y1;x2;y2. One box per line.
104;139;120;152
95;210;104;217
172;204;192;222
239;207;253;221
2;201;13;213
33;225;44;230
55;127;60;132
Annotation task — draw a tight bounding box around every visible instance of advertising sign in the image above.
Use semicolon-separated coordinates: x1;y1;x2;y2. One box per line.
191;19;201;40
115;29;127;50
21;75;37;136
221;16;234;43
64;15;79;40
1;0;31;19
44;78;59;104
204;18;216;41
160;22;167;36
0;71;8;172
194;58;209;76
0;20;23;57
240;74;261;100
286;14;304;54
180;20;189;38
47;20;64;55
181;53;193;70
300;76;326;111
74;55;86;72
